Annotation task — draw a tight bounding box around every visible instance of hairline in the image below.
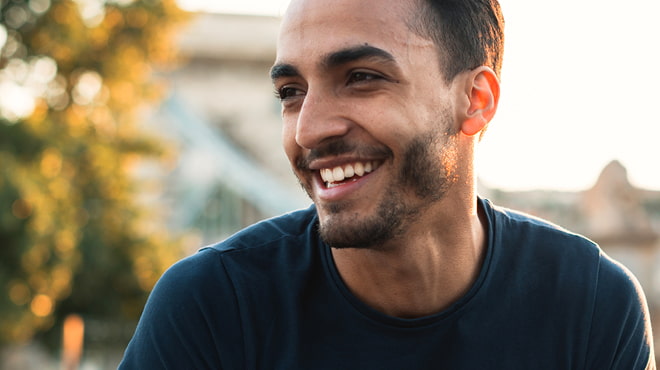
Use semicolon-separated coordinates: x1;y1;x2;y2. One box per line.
405;0;503;84
404;0;459;84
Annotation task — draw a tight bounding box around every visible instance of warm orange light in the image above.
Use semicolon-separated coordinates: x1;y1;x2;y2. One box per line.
62;314;85;370
30;294;53;317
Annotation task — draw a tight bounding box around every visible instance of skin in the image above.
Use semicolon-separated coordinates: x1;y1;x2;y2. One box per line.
272;0;500;318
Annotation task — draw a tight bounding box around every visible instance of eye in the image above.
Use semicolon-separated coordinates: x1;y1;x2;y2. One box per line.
275;85;305;101
347;71;383;84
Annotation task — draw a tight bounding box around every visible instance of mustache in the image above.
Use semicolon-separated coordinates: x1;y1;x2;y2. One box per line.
296;140;393;170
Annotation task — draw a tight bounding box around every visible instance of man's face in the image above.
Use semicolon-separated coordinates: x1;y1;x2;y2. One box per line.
272;0;464;249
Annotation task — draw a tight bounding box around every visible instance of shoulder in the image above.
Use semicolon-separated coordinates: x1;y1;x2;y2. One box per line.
484;198;587;238
194;205;320;278
482;197;649;302
584;253;655;368
480;198;603;306
480;198;654;368
151;248;231;300
592;252;652;334
155;205;319;296
482;197;600;262
204;205;318;254
119;250;242;368
120;207;319;368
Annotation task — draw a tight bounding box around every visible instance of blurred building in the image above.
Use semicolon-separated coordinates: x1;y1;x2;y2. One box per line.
148;13;309;250
155;11;660;356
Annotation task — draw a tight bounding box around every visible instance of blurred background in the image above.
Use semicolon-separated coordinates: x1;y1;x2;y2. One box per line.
1;0;659;368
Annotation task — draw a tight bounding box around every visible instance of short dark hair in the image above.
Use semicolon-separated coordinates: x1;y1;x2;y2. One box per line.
408;0;505;82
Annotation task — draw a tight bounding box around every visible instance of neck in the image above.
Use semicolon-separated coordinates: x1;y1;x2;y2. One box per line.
331;195;487;318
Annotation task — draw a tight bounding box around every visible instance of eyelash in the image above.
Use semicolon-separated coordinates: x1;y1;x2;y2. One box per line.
274;86;302;101
347;71;383;84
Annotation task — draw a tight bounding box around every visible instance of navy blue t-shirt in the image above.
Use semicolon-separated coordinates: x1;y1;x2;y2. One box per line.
120;198;655;369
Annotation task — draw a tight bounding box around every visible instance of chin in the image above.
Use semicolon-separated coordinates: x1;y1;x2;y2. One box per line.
318;198;408;250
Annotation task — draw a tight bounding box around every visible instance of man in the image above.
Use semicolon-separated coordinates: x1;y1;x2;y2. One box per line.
120;0;656;368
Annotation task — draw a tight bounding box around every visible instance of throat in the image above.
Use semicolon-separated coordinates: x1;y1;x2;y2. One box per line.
329;213;488;319
331;247;452;318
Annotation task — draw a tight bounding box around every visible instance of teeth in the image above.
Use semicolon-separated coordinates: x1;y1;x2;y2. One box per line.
332;166;344;181
354;162;364;176
344;164;354;178
320;161;379;185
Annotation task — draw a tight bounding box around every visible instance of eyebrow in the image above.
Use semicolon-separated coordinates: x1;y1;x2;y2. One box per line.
270;45;397;81
323;45;396;69
270;63;300;81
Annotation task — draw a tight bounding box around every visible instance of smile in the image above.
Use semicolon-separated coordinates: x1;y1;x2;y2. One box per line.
319;161;382;188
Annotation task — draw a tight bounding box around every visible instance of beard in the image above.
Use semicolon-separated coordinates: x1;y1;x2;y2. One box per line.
295;118;459;250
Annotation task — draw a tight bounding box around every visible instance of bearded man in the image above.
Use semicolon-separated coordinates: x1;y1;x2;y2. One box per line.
120;0;655;368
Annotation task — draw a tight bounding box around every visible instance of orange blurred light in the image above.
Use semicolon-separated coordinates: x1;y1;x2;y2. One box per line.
62;314;85;370
30;294;53;317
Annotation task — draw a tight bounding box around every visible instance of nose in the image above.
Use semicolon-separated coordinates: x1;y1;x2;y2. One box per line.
294;89;352;150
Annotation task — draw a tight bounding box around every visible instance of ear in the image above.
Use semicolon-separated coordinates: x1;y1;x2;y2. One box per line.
461;67;500;137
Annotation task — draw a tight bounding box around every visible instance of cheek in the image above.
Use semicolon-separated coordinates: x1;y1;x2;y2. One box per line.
281;119;299;164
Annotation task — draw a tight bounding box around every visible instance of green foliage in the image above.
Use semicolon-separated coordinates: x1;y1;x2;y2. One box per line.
0;0;187;345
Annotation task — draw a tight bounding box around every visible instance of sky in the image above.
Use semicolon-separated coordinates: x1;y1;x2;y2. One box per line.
177;0;660;192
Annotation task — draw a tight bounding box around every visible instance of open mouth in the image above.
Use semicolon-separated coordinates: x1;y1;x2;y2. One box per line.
319;160;382;188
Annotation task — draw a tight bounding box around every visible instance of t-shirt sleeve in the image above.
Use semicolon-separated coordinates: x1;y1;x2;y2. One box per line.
118;249;243;369
584;253;656;370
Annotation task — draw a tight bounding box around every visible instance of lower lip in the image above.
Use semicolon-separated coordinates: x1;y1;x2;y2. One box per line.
313;171;374;202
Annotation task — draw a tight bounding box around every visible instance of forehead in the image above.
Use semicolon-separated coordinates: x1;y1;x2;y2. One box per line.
276;0;431;66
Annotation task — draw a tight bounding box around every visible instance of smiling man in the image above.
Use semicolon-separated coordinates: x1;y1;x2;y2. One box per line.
120;0;655;369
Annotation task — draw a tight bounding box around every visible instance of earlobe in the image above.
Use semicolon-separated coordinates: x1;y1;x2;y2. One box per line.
461;67;500;137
